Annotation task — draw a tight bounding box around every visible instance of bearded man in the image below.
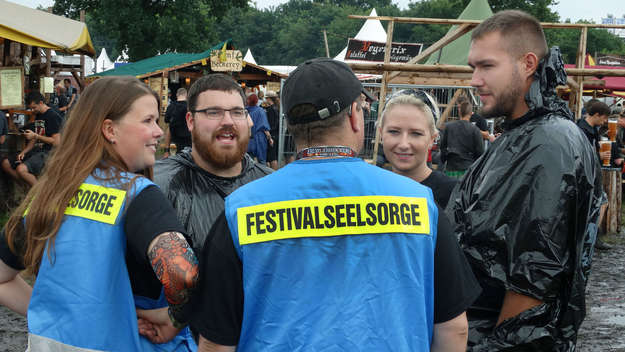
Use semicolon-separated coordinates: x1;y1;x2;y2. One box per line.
447;10;602;351
154;74;272;256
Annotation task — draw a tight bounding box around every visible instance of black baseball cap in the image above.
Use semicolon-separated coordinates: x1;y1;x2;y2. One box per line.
283;58;375;125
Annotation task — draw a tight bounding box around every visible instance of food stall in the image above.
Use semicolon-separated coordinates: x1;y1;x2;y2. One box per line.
0;0;95;209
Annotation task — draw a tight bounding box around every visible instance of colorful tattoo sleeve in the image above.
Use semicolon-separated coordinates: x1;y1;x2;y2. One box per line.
148;232;199;321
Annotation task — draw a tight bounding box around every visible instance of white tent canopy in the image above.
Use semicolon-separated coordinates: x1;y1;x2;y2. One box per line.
244;49;257;65
334;8;387;63
96;48;114;73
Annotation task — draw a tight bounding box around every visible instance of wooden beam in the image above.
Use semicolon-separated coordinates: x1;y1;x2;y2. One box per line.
372;19;395;163
583;79;606;87
438;88;463;129
387;23;474;82
70;70;85;90
390;77;473;86
574;27;588;119
566;76;579;91
348;15;625;29
80;10;85;79
235;73;280;81
349;62;625;77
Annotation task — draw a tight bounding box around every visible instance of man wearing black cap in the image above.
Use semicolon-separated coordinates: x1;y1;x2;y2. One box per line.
186;58;480;351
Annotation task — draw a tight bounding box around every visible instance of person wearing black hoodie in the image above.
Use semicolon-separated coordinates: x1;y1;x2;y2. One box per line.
164;88;192;156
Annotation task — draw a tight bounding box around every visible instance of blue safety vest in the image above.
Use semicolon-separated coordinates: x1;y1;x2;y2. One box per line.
225;157;438;351
27;172;196;351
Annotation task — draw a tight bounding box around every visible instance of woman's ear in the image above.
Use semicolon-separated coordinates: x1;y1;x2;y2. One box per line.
101;119;116;144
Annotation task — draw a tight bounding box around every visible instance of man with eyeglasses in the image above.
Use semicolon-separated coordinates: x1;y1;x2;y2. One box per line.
180;58;479;351
153;73;272;259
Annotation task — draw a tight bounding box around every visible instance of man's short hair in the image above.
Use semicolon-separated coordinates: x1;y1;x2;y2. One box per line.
247;93;259;107
588;101;610;117
288;97;362;145
187;74;245;112
176;88;187;97
472;10;548;61
26;92;45;106
459;101;473;117
584;98;600;111
63;78;71;84
456;95;469;105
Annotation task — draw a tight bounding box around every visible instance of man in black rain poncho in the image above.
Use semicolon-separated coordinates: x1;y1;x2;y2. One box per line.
154;74;272;256
447;10;603;351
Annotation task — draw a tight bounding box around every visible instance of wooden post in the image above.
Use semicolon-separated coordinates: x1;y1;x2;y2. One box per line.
371;19;394;163
45;49;51;77
602;168;621;234
160;71;166;117
438;88;463;129
80;10;86;80
323;30;330;58
574;27;587;119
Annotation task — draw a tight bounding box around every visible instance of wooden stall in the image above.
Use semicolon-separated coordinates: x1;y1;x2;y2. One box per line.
345;10;625;233
0;0;95;211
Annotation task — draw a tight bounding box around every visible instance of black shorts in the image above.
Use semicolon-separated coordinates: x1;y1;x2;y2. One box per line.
20;151;48;176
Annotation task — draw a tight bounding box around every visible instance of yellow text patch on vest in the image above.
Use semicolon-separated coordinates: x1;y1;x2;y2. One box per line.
237;196;430;245
65;183;126;225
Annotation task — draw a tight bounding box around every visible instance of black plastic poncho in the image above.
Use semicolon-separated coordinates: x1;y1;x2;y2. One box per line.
446;47;603;351
153;151;273;254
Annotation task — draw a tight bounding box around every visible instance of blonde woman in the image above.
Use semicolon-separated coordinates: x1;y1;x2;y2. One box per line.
379;90;458;208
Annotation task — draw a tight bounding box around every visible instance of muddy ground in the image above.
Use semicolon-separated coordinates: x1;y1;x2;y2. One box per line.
1;238;625;351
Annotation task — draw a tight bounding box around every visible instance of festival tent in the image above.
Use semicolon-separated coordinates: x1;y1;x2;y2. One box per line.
424;0;493;65
0;0;95;56
96;48;114;73
244;49;257;65
334;8;387;63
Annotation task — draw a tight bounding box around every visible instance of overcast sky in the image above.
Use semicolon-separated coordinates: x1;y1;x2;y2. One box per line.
11;0;625;24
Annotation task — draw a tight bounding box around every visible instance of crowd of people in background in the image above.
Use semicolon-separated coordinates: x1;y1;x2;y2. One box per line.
0;9;618;352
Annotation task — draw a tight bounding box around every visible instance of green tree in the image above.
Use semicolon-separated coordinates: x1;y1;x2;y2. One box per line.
53;0;246;61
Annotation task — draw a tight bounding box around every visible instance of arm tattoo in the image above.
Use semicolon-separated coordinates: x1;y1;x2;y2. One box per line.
148;232;199;307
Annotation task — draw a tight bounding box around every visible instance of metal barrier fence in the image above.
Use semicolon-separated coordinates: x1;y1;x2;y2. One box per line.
277;82;477;165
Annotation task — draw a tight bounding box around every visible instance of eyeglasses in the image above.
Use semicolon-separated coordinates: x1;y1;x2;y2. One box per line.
386;89;440;122
191;107;248;120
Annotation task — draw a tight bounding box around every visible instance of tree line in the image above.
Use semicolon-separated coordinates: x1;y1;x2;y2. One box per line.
52;0;625;65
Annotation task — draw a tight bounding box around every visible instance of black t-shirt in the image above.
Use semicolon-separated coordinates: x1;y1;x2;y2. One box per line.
265;105;280;137
190;207;482;345
421;169;458;208
33;108;63;152
470;113;488;131
0;185;185;300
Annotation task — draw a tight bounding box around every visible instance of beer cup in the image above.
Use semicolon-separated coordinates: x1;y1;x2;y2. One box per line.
608;118;618;141
169;143;177;156
599;140;612;167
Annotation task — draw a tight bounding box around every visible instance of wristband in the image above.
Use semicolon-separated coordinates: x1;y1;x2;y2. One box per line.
168;306;187;329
